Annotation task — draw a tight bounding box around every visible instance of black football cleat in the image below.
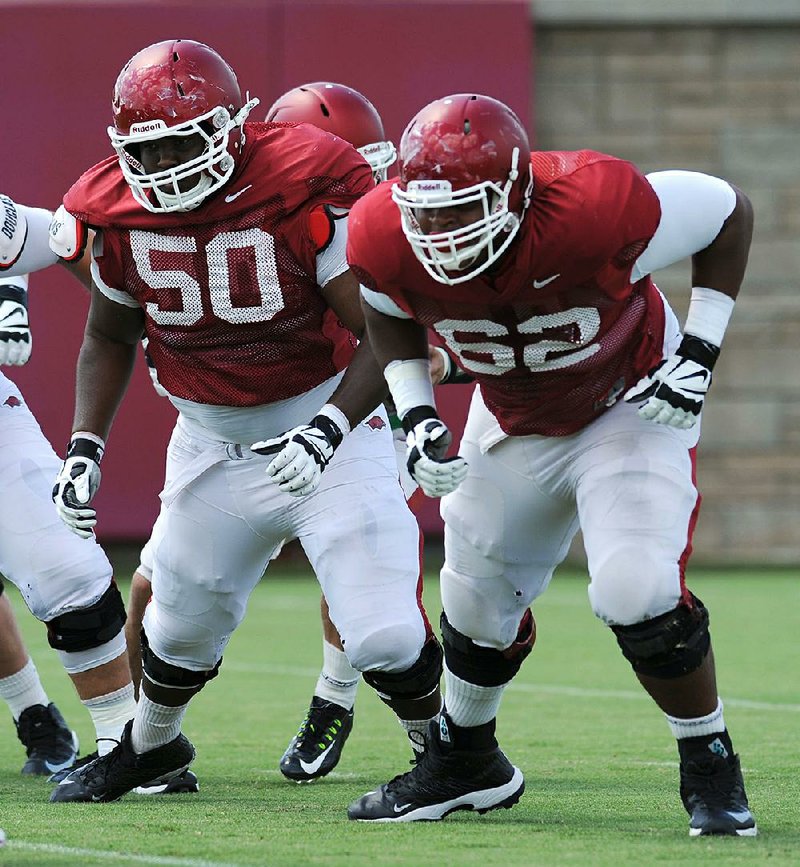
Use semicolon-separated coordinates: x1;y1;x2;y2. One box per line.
681;750;757;836
280;696;354;782
347;717;524;822
135;768;200;795
51;751;199;794
48;750;98;784
50;720;194;803
15;703;79;776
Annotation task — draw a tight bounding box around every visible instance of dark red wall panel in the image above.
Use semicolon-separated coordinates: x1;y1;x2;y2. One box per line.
0;0;531;540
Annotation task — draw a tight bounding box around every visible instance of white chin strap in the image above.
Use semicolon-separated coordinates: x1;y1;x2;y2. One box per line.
155;173;215;212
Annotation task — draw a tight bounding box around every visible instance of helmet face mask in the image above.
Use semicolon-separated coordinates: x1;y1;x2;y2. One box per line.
393;94;532;285
266;82;396;184
108;40;259;213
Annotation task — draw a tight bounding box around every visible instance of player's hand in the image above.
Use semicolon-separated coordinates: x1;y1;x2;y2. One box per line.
624;334;720;429
0;297;31;365
252;413;345;497
52;434;104;538
404;407;468;497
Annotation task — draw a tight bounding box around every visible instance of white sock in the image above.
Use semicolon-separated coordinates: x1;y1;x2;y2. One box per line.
666;698;726;740
82;682;137;756
444;666;507;727
131;693;188;754
0;658;49;720
398;695;443;754
314;641;359;710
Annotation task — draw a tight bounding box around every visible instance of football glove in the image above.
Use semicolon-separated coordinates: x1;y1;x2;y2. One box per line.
0;282;31;366
52;434;104;538
403;406;468;498
252;413;345;497
624;334;720;429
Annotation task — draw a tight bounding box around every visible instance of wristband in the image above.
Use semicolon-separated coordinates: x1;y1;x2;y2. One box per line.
69;432;106;462
317;403;351;438
384;358;435;420
683;286;734;347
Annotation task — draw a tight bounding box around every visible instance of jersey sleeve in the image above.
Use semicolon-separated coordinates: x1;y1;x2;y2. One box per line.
90;231;139;308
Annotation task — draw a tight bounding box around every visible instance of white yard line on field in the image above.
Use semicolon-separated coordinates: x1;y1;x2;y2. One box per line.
6;841;244;867
224;661;800;713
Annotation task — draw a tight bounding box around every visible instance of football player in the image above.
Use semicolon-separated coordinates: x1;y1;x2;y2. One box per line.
341;93;757;836
265;81;426;782
21;39;444;804
0;272;136;774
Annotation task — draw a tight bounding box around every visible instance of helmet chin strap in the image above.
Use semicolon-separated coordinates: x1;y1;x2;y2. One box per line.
157;173;214;211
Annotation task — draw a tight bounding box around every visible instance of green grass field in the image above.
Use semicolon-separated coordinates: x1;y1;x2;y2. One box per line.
1;548;798;866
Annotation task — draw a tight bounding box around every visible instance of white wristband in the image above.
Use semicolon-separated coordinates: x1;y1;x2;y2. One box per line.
318;403;351;437
683;286;735;347
384;358;435;421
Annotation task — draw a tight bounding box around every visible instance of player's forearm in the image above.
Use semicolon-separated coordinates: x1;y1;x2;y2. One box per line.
691;186;754;301
73;332;137;440
326;333;390;428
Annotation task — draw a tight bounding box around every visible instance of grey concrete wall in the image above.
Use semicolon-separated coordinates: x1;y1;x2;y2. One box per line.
533;7;800;564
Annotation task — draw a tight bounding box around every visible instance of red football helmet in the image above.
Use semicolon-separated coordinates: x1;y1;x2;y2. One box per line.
266;82;396;182
108;39;259;213
392;94;533;284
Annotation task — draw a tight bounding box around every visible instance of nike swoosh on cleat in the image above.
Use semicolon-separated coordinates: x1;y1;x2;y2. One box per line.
298;743;336;775
393;803;412;813
224;184;252;203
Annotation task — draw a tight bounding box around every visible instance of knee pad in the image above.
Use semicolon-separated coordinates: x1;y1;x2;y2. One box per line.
140;630;221;690
362;635;443;701
45;581;126;652
611;593;710;678
441;608;535;688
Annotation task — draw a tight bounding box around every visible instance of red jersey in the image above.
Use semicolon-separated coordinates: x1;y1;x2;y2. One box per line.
64;122;373;406
348;151;665;436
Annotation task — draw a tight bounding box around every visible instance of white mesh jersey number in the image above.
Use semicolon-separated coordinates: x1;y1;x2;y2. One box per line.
435;308;600;376
130;229;286;326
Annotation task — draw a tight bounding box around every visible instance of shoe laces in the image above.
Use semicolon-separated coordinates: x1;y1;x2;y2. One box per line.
683;755;746;808
16;706;62;752
295;704;346;750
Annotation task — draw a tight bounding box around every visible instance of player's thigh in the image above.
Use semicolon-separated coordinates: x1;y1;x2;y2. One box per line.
0;388;112;619
299;421;427;672
441;401;578;649
576;403;699;625
145;459;284;670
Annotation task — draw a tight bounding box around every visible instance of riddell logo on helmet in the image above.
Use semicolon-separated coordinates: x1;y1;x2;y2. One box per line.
408;180;452;193
130;120;168;134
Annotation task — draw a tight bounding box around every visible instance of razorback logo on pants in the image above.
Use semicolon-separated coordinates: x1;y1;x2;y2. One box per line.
364;415;386;431
3;395;21;408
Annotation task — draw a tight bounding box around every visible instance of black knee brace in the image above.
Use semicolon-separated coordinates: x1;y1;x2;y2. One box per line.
611;593;710;678
441;609;535;688
362;635;443;700
46;581;126;652
140;630;221;690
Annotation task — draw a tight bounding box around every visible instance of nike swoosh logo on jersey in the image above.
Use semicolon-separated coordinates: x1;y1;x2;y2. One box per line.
533;273;560;289
224;184;253;203
298;743;336;775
